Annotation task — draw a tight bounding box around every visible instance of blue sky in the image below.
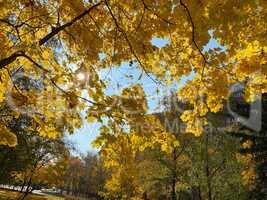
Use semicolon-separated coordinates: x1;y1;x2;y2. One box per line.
67;34;224;156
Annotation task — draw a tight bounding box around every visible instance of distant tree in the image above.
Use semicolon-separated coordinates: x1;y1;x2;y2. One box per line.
0;110;70;200
94;93;246;200
229;93;267;199
82;153;107;198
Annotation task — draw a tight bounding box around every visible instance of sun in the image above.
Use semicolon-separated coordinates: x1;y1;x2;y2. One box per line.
77;72;86;81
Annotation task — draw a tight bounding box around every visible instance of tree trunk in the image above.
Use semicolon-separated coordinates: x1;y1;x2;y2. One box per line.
20;176;27;193
17;177;32;200
17;161;38;200
143;192;149;200
192;186;202;200
205;133;212;200
171;178;176;200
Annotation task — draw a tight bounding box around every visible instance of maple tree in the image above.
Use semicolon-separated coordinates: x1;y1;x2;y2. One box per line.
95;95;248;200
35;153;107;199
0;1;267;199
0;0;266;147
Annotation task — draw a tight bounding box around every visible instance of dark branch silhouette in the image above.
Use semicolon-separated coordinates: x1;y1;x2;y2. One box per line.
0;2;102;69
39;2;102;45
104;0;161;85
141;0;176;25
179;0;207;77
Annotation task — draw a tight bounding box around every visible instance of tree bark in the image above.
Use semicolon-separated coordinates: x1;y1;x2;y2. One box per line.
205;133;212;200
171;178;176;200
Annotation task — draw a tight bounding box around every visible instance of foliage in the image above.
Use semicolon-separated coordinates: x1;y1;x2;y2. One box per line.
0;0;266;147
229;94;267;199
95;95;247;199
0;0;266;199
0;109;69;185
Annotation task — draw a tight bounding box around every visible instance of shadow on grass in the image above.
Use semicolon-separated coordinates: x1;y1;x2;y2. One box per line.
0;188;64;200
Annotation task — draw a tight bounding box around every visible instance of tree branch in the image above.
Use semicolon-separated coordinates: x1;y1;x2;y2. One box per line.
20;53;50;72
210;159;226;178
141;0;175;25
0;51;25;69
3;50;101;106
104;0;160;85
0;2;103;69
179;0;207;76
50;78;100;106
39;1;102;45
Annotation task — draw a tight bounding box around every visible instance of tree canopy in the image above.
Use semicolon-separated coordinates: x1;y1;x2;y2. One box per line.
0;1;267;199
0;0;266;147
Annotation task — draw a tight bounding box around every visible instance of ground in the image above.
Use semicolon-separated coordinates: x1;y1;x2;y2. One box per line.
0;189;64;200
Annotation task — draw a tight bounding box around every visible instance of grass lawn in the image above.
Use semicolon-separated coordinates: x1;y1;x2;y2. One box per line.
0;189;64;200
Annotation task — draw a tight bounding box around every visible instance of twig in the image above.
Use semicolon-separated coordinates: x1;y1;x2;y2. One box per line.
136;5;146;30
5;68;23;95
179;0;207;77
20;53;50;72
141;0;175;25
0;2;103;68
104;0;161;85
39;1;103;45
49;78;100;106
210;159;226;178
